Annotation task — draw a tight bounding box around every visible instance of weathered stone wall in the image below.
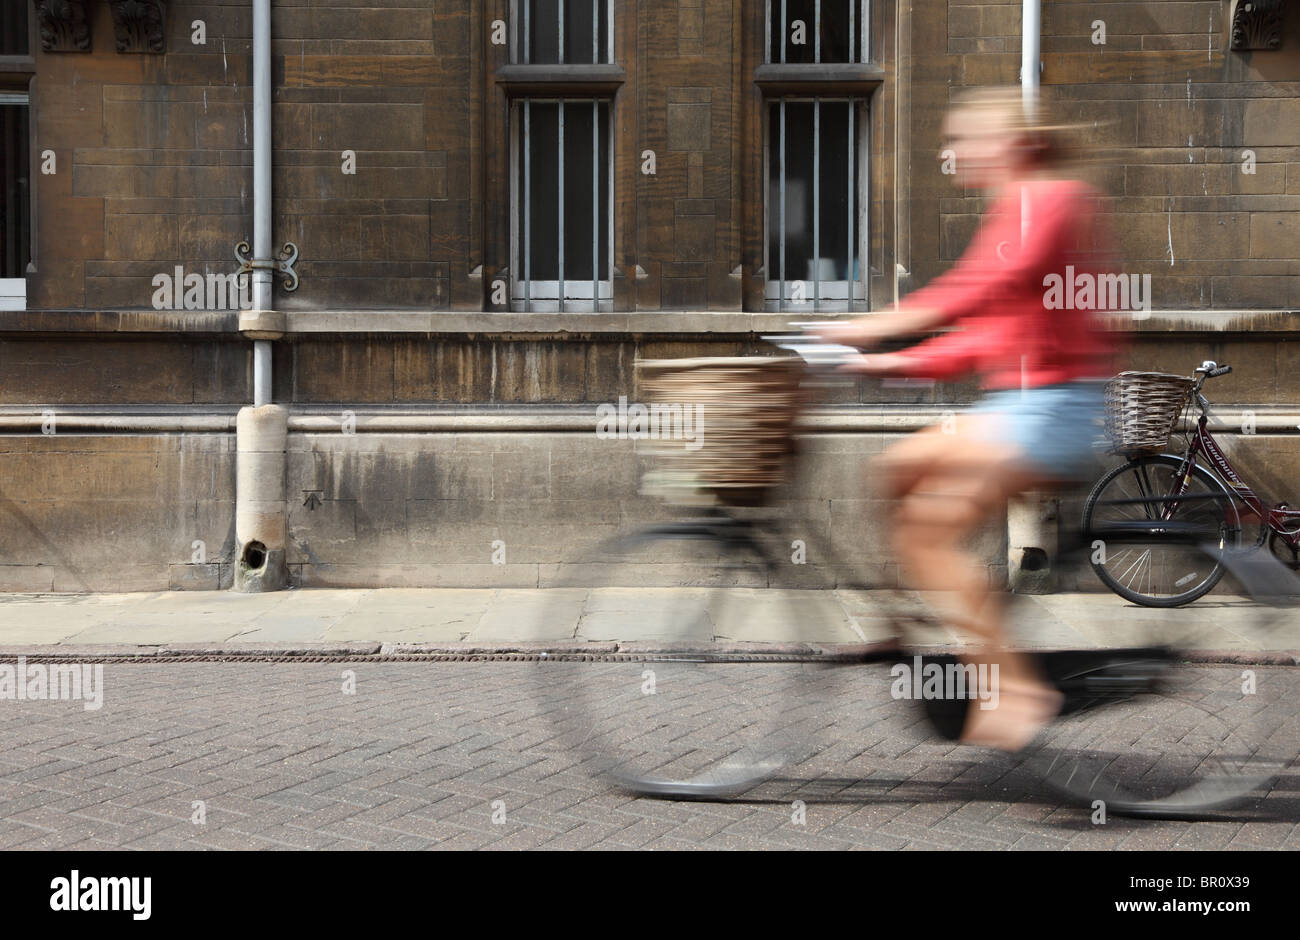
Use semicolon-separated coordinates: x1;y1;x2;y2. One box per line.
0;431;236;591
1;1;1296;592
908;0;1300;307
1;325;1294;593
26;2;1297;315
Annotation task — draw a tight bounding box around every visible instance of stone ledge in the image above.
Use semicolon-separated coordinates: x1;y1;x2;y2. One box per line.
284;310;825;335
5;308;1299;336
0;310;239;334
1;404;1297;435
1101;310;1300;333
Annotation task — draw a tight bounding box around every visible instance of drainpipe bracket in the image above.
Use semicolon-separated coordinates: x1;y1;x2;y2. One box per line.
239;308;286;340
236;240;300;293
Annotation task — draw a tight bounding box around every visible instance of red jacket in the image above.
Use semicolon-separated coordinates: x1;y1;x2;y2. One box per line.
897;178;1120;390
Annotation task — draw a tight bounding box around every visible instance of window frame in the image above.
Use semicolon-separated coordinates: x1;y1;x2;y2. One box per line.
762;95;869;312
509;96;615;312
764;0;870;66
496;0;624;313
510;0;615;66
756;2;877;313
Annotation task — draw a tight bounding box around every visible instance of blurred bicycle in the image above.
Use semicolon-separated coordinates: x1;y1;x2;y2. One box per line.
528;87;1297;819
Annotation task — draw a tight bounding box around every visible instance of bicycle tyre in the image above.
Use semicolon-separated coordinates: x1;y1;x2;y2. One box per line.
1011;534;1291;818
529;519;840;800
1082;454;1239;607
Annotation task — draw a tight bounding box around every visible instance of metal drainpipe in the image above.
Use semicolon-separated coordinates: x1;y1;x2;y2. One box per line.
1009;0;1051;593
251;0;274;403
234;0;289;592
1019;0;1040;245
1021;0;1040;111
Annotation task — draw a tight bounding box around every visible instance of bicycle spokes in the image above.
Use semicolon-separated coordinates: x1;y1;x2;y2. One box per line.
1085;456;1239;606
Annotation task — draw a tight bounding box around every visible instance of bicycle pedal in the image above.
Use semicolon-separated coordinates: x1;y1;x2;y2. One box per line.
1037;648;1172;712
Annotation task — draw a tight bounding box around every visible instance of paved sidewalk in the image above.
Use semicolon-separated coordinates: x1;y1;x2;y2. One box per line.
1;591;1296;851
0;587;1295;659
1;661;1297;850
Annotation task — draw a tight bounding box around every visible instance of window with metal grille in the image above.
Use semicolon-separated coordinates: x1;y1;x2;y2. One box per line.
512;98;613;312
512;0;613;65
1;1;33;310
766;98;865;311
0;92;30;309
766;0;869;65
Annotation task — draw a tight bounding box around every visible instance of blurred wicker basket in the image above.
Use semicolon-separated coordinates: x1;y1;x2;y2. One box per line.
1103;370;1194;456
635;356;808;505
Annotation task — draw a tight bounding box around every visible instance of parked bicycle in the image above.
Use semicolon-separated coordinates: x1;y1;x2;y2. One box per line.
1085;360;1300;607
530;351;1297;819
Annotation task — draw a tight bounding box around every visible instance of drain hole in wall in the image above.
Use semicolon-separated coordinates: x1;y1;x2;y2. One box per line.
241;541;268;571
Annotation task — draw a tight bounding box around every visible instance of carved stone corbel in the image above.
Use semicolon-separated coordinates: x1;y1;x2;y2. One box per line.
107;0;167;54
36;0;93;53
1230;0;1286;50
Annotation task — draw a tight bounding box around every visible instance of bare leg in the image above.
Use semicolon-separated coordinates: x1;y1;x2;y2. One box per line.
877;417;1062;750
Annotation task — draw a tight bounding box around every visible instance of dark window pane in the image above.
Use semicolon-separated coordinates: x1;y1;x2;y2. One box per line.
767;103;781;281
562;102;595;281
525;101;560;281
769;101;815;284
817;101;854;283
820;1;854;63
563;0;603;65
560;100;610;283
769;0;861;64
1;103;31;278
783;0;817;65
1;1;28;56
525;0;609;64
599;102;609;280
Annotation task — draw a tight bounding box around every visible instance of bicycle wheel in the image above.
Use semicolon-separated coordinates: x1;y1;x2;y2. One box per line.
530;517;855;799
1083;454;1240;607
1011;538;1294;818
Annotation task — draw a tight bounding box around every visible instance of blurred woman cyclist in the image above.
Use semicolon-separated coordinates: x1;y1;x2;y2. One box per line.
817;87;1119;751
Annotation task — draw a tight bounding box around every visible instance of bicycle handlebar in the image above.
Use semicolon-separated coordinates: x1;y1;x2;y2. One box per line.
1192;362;1232;394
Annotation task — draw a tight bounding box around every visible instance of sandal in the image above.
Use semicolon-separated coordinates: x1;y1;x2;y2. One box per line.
959;676;1064;752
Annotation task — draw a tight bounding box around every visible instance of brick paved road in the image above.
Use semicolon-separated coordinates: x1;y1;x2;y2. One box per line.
0;661;1297;850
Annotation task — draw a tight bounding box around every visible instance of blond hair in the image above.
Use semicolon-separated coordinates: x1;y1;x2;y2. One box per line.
947;86;1075;168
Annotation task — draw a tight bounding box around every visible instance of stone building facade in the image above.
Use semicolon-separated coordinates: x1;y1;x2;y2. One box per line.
0;0;1296;592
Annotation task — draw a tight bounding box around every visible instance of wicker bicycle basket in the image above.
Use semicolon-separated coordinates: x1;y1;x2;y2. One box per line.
634;356;808;505
1103;370;1195;456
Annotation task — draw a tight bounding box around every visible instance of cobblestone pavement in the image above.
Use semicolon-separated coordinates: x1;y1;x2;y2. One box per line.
1;661;1297;851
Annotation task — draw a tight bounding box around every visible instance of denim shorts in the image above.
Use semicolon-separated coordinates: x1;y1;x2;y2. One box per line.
967;380;1108;480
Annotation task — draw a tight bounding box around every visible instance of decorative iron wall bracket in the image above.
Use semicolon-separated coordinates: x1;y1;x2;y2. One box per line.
235;241;300;293
36;0;93;53
1230;0;1287;50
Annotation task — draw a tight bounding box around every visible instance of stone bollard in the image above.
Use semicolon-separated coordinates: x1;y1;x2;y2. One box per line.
1008;491;1058;594
234;403;289;592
